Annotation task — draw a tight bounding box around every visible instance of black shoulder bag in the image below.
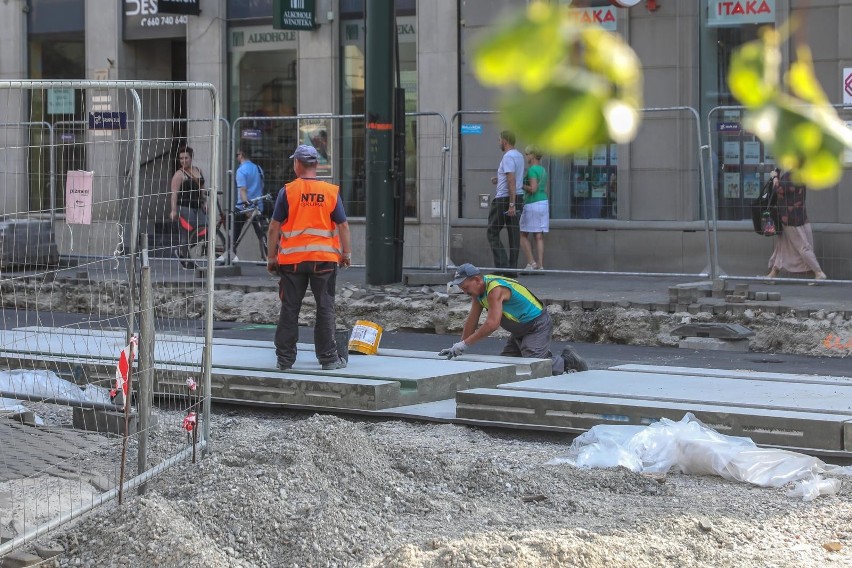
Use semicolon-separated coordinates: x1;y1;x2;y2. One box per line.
750;177;783;236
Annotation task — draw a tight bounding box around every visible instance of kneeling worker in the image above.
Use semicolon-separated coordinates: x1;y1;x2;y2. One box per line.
439;263;587;375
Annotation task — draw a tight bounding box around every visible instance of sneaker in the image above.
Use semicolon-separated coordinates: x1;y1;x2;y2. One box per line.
277;362;292;371
524;262;538;271
321;357;347;370
561;346;588;373
216;254;239;264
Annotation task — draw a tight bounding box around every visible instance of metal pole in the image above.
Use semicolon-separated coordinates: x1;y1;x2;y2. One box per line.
201;86;221;454
365;0;398;284
126;90;143;348
137;242;154;494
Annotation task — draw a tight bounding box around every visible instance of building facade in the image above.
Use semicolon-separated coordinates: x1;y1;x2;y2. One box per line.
1;0;850;277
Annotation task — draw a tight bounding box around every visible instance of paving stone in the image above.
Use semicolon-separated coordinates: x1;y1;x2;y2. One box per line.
2;551;43;567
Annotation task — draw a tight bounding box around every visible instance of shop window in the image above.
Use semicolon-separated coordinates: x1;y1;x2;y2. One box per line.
700;0;775;220
28;37;86;212
339;2;417;218
228;25;298;195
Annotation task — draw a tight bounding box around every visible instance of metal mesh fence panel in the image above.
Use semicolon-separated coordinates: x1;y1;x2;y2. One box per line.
707;105;852;283
0;80;219;559
229;112;447;269
446;108;711;276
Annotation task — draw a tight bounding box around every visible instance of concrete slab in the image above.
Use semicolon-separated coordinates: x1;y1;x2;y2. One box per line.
455;369;852;451
0;328;540;410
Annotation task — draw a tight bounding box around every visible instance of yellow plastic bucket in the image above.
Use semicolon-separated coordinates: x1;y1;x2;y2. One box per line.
348;320;383;355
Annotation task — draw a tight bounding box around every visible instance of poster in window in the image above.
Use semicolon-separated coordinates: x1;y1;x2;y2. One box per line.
591;145;608;166
609;144;618;166
742;141;761;165
763;146;775;166
723;110;740;122
723;141;740;164
574;148;589;165
723;172;741;199
574;177;590;198
297;117;332;177
743;173;762;199
590;173;608;198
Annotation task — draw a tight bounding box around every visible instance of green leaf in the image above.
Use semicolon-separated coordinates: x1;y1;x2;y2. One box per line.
728;39;776;107
499;86;607;154
473;7;564;92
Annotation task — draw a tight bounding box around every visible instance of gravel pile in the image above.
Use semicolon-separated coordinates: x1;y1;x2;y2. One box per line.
33;409;852;567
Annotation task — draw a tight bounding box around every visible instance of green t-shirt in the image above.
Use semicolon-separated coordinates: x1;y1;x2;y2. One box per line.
523;164;548;204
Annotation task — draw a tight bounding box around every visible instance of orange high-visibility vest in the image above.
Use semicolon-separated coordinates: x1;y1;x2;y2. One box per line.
277;178;342;265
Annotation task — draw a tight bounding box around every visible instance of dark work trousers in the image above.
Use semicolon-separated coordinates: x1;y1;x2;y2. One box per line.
499;311;565;376
487;196;520;270
275;261;339;368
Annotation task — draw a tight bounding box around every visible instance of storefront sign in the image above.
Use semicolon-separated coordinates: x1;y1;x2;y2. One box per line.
843;68;852;105
707;0;775;27
157;0;200;15
230;25;297;53
124;0;187;40
568;7;617;31
460;124;482;135
88;112;127;130
717;122;740;132
241;129;262;140
273;0;317;31
48;88;75;115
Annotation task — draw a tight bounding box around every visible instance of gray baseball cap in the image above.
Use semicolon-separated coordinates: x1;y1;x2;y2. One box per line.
289;144;318;164
450;263;480;286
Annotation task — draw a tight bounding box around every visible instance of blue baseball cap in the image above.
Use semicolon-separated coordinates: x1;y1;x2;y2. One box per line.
289;144;318;164
450;263;481;286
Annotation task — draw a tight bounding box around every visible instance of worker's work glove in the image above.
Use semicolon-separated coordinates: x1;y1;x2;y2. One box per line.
439;340;467;359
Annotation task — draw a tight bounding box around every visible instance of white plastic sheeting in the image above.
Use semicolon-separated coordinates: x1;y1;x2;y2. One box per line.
548;413;852;501
0;369;113;425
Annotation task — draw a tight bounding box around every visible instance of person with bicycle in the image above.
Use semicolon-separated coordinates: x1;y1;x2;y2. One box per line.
219;147;265;263
267;144;352;372
169;146;207;269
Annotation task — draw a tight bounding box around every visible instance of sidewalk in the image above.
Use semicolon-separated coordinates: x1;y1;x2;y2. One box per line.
207;264;852;316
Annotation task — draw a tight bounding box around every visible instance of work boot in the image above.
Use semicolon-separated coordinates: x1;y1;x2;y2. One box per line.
335;329;351;364
561;346;588;373
321;357;347;371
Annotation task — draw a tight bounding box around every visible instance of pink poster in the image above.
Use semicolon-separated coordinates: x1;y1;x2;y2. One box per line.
65;170;94;224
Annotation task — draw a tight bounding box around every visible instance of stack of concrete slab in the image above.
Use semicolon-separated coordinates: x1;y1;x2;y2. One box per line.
0;327;551;411
455;364;852;454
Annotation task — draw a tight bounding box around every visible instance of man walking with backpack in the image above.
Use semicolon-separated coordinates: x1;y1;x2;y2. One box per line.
220;147;265;263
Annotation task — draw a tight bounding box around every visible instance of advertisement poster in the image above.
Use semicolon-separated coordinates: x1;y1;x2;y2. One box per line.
743;173;762;199
590;173;608;198
297;117;332;177
723;141;740;164
743;141;761;165
65;170;94;224
591;145;608;166
609;144;618;166
723;172;741;199
574;178;590;198
574;148;589;165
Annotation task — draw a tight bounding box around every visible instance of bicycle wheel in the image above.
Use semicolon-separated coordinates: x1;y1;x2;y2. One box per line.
185;227;226;264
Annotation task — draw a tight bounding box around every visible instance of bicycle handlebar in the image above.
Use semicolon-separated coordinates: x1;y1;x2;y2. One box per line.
236;194;273;211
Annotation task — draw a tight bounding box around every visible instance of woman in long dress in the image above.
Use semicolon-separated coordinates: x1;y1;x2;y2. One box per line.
765;169;827;284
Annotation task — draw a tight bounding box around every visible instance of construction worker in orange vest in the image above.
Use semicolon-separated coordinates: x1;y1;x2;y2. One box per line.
266;144;352;371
